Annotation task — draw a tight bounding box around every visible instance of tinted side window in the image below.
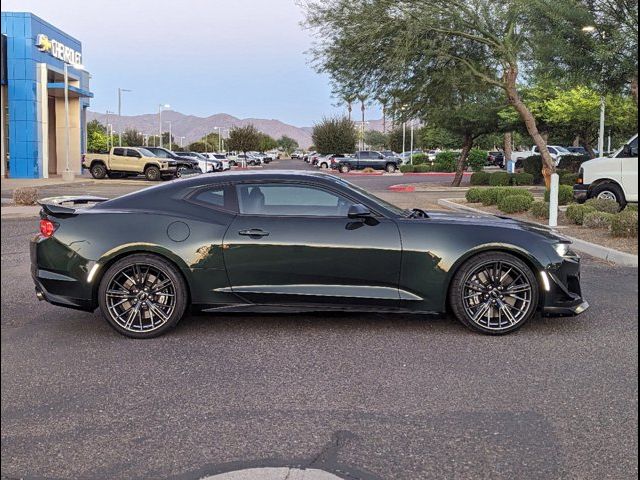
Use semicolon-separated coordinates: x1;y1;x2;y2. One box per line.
191;187;228;210
237;183;353;217
629;137;638;157
154;150;169;158
113;148;126;156
126;149;141;157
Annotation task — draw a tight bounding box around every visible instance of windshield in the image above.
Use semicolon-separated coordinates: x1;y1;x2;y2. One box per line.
331;177;406;216
138;148;156;157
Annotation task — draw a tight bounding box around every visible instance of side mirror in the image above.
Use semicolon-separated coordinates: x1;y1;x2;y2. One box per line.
347;204;372;219
622;144;635;157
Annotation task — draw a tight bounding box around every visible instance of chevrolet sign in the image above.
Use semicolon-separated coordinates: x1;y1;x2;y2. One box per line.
35;34;82;65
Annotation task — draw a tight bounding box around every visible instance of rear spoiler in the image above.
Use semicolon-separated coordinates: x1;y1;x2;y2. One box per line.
38;196;109;216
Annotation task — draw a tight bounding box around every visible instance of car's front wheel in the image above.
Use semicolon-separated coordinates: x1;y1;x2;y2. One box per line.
145;166;161;181
592;183;625;208
449;252;538;335
339;164;350;174
385;163;397;173
98;254;188;338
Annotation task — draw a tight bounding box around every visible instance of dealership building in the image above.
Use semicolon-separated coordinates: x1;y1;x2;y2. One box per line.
1;12;92;178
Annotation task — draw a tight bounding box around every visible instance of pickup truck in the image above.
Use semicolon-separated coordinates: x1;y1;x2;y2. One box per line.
82;147;177;181
332;150;402;173
574;134;638;207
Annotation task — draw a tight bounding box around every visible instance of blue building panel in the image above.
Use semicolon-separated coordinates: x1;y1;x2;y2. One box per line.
1;12;92;178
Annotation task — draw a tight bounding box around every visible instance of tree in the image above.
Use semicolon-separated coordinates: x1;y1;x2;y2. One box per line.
258;133;278;152
302;0;596;187
364;130;388;149
227;124;261;155
312;116;357;155
87;120;109;152
188;141;209;153
201;132;222;151
277;135;299;154
121;128;144;147
420;126;461;150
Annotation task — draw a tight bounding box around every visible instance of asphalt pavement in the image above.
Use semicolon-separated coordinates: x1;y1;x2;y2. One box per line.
1;160;637;479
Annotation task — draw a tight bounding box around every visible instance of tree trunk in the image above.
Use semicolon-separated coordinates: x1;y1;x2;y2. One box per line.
504;132;513;163
573;135;580;147
451;133;473;187
582;139;596;159
503;66;555;189
631;76;638;106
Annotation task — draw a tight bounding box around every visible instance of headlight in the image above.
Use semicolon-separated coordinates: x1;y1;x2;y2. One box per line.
553;242;571;257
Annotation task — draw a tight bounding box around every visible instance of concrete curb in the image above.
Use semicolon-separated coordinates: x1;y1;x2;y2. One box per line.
437;198;638;267
1;205;41;218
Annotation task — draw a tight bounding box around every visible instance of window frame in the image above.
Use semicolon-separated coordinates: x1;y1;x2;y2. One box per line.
232;180;385;219
184;183;239;214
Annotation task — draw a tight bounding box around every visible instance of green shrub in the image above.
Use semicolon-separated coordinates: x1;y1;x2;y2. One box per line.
544;185;574;205
530;201;550;219
523;155;544;184
498;194;534;214
480;187;533;206
400;165;414;173
480;188;501;206
413;165;432;173
433;151;457;172
489;171;511;186
512;172;534;186
411;153;428;165
470;171;491;185
610;210;638;238
467;148;487;172
560;172;580;186
466;188;485;203
565;204;597;225
585;197;621;213
583;211;616;229
625;204;638;212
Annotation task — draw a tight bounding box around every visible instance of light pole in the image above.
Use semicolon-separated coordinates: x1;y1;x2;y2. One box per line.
214;127;222;152
62;62;85;181
164;121;172;149
158;104;170;147
582;25;606;157
409;119;414;164
117;88;131;146
105;110;115;149
179;136;186;148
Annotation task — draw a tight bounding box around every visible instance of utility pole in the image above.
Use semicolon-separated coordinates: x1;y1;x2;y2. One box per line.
117;88;131;146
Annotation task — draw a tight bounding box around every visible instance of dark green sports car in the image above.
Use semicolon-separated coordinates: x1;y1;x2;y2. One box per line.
31;171;588;338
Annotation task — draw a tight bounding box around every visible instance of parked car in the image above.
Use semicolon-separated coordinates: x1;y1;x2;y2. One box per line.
398;150;424;165
488;151;505;168
236;153;262;166
332;150;402;173
291;151;303;159
202;153;231;171
32;171;588;338
174;151;222;173
574;134;638;207
144;147;201;177
316;154;348;169
82;147;177;181
511;145;574;166
565;146;589;156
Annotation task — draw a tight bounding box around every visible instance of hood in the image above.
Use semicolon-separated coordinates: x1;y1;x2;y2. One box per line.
426;210;567;241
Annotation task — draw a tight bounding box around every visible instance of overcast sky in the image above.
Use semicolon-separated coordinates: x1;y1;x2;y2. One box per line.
3;0;379;126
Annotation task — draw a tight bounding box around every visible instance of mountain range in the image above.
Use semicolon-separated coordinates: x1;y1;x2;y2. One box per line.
87;110;386;149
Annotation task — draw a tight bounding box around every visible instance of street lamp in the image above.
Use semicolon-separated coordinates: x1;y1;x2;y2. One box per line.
62;62;85;182
158;104;170;147
117;88;132;146
164;121;172;149
582;25;606;157
214;126;222;152
179;136;186;148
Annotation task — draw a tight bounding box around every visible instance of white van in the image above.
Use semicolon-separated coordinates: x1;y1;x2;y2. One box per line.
574;134;638;207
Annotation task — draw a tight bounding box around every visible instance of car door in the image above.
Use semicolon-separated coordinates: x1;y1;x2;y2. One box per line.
222;181;403;308
619;137;638;201
110;147;128;171
124;148;145;172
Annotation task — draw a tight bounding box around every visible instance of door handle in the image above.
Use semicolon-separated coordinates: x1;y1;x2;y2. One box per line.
238;228;270;237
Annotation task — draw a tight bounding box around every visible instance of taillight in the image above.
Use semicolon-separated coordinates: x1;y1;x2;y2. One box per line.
39;219;57;238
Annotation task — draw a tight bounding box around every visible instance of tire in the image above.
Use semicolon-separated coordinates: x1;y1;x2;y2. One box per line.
385;163;397;173
339;164;350;174
176;166;188;178
145;165;161;181
90;162;107;179
591;183;625;208
449;252;539;335
98;254;188;339
320;162;328;169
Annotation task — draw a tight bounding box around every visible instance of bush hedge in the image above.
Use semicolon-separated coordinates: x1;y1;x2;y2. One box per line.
544;185;574;205
411;153;428;165
498;195;534;214
625;204;638;212
530;201;550;219
559;154;589;173
560;172;580;186
610;210;638;237
585;197;621;213
470;171;491;185
583;211;616;229
400;164;434;173
477;187;534;206
489;171;511;186
466;188;485;203
467;148;487;172
565;204;597;225
433;151;457;172
512;172;534;186
523;155;544;184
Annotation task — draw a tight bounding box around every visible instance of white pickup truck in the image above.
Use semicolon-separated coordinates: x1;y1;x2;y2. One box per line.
511;145;577;166
573;134;638;207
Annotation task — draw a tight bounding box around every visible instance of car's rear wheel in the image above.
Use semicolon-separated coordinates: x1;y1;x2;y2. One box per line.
449;252;538;335
339;164;350;174
176;166;188;177
145;166;161;181
592;183;625;208
90;163;107;179
98;254;188;339
385;163;397;173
